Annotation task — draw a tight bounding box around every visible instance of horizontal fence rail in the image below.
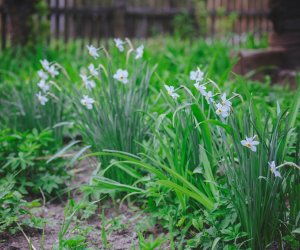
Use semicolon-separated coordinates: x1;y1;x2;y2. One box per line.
0;0;272;50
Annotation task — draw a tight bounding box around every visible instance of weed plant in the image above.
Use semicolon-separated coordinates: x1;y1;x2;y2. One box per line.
0;176;42;234
0;128;69;196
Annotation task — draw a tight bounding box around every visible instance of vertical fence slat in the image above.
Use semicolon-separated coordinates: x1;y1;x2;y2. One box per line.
114;0;126;38
88;0;93;45
211;0;215;37
55;0;60;48
80;0;86;50
46;0;51;46
1;7;7;50
64;0;69;44
96;13;100;47
246;0;249;37
259;0;264;38
239;0;243;43
73;0;77;41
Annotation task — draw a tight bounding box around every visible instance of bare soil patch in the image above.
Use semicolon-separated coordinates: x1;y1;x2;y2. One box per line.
0;159;166;250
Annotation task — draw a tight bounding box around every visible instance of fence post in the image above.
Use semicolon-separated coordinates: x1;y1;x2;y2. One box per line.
113;0;126;38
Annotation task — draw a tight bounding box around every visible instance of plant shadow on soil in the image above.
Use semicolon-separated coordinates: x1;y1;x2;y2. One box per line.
0;159;167;250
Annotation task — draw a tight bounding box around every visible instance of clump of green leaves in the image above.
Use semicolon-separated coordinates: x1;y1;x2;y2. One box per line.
0;128;69;197
70;43;155;184
0;176;42;234
0;72;65;142
213;88;300;249
137;232;166;250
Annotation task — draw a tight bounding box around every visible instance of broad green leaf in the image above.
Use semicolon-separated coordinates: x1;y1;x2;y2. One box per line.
191;104;214;166
92;177;144;193
199;119;232;134
211;237;221;250
292;228;300;234
82;151;165;179
47;140;80;163
157;180;214;210
200;146;218;200
69;145;91;166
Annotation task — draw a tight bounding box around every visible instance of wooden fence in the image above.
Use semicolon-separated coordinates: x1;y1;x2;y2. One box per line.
0;0;272;50
207;0;271;37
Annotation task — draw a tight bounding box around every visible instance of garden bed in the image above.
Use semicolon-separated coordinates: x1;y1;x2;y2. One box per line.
0;37;299;249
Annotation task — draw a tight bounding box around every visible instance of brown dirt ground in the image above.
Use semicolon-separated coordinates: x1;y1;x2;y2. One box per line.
0;159;167;250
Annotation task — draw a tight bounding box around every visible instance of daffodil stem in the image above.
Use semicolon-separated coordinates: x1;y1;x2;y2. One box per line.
125;38;135;65
125;37;134;50
207;79;221;92
98;64;108;78
277;162;300;170
126;49;133;65
102;47;110;59
54;63;71;81
228;93;243;102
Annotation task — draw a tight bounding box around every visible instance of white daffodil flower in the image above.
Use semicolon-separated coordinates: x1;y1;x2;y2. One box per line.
84;80;96;90
37;69;48;80
87;45;100;59
164;85;179;100
40;59;50;71
113;69;129;84
221;93;232;110
268;161;281;178
48;65;59;78
80;73;89;82
36;91;48;105
88;64;98;77
215;103;229;118
81;95;95;109
135;45;144;59
37;79;50;93
241;136;259;152
190;68;204;83
114;38;125;52
194;82;207;96
80;73;95;90
204;91;213;104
